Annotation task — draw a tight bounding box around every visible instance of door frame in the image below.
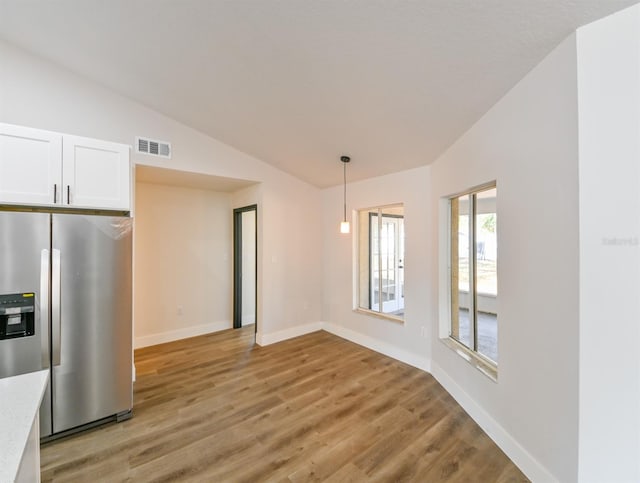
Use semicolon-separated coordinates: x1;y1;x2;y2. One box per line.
368;212;404;313
233;204;258;331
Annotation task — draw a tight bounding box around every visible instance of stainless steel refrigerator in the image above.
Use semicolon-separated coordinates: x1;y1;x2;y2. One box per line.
0;211;132;438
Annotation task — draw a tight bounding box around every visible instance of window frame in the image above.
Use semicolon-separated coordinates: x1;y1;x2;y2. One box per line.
440;182;498;380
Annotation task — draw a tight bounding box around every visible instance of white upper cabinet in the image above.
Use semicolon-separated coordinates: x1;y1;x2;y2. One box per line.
0;123;62;205
62;135;130;211
0;123;130;211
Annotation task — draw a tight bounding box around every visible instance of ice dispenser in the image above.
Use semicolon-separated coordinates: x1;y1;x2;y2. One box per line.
0;293;35;339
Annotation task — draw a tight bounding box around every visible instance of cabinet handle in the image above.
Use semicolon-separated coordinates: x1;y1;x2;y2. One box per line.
53;184;58;203
67;185;71;205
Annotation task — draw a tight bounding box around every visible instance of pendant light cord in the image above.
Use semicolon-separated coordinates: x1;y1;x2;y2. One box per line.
343;161;347;222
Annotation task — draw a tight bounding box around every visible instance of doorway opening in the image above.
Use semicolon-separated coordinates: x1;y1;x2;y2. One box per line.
233;205;257;333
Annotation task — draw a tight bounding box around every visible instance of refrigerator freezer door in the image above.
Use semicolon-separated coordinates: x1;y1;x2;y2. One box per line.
51;214;132;434
0;211;52;436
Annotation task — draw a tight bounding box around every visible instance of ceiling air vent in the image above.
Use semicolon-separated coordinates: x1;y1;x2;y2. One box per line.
136;136;171;159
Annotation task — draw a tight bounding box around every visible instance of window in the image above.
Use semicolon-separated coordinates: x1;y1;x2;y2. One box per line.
357;204;404;320
449;185;497;365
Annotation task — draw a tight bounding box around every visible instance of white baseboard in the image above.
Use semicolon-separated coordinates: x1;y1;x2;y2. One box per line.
134;320;232;349
256;322;323;346
430;362;557;483
256;321;430;372
322;322;431;373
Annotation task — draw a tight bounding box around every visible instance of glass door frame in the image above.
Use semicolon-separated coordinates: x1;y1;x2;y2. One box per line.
369;212;405;314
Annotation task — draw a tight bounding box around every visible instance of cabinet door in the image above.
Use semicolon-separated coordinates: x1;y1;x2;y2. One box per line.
62;135;130;211
0;123;62;206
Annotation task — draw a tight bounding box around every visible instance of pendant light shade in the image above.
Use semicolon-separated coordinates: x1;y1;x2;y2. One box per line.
340;155;351;234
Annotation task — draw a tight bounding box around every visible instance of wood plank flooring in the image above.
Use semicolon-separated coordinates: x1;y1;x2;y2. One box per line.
41;326;528;482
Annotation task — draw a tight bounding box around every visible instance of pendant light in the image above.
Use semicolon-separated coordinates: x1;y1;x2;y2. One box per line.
340;155;351;234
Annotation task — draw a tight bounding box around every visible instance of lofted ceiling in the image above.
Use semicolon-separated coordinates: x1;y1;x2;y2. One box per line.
0;0;637;188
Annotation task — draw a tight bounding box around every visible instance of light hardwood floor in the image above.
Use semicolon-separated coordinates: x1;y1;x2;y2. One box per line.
41;326;528;482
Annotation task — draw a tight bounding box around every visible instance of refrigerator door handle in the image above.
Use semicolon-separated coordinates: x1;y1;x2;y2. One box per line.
40;249;50;369
52;248;62;366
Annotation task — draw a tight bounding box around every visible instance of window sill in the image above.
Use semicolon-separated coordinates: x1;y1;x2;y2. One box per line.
354;308;404;324
439;337;498;382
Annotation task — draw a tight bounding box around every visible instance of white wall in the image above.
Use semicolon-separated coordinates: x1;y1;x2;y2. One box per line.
0;39;323;343
134;182;232;347
429;35;580;482
258;181;323;344
576;6;640;481
322;165;432;371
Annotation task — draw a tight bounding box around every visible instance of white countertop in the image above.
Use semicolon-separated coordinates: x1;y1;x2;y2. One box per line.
0;370;48;483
